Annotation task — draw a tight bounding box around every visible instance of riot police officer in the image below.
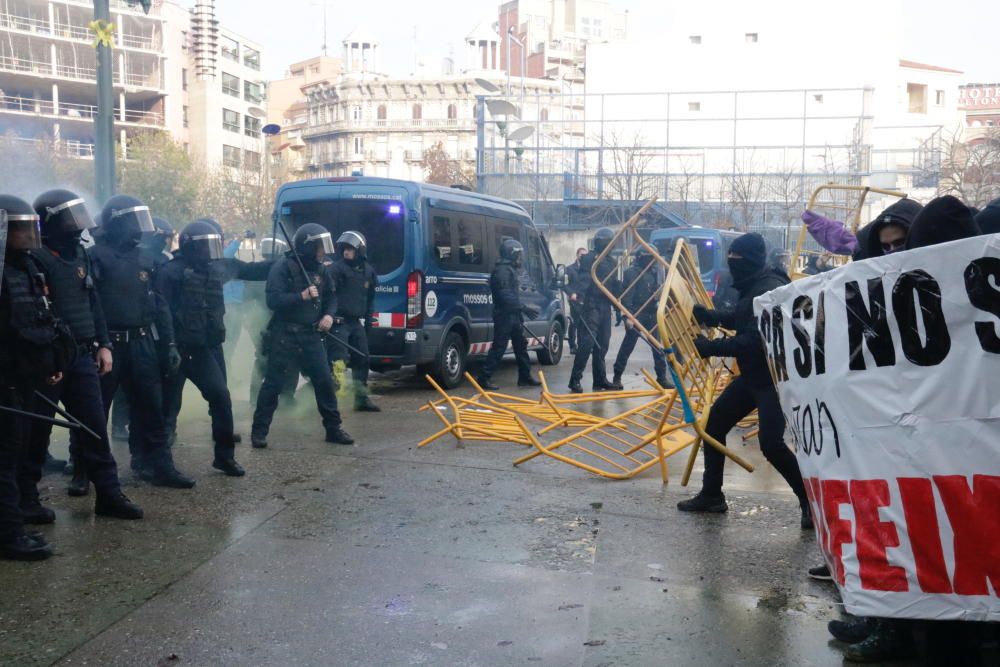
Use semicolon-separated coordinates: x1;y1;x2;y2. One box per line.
0;195;77;559
21;189;142;520
157;220;269;477
251;224;352;448
90;195;193;489
567;227;618;394
326;231;380;411
610;246;670;390
475;239;540;390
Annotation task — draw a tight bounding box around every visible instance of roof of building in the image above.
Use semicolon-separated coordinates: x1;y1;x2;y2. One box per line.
343;25;377;46
898;59;963;75
466;21;499;43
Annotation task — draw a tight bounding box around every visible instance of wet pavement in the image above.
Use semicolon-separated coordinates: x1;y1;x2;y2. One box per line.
0;332;855;666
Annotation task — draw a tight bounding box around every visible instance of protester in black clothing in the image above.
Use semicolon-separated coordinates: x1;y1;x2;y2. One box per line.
89;196;192;489
326;231;381;411
567;228;618;394
564;247;586;354
853;198;923;261
610;246;669;389
475;239;540;390
157;220;270;477
975;197;1000;235
251;224;353;448
0;195;77;560
676;232;810;528
21;189;142;520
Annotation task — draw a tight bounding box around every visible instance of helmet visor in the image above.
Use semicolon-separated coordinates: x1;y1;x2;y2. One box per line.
112;205;155;235
47;198;95;235
7;213;42;251
190;233;224;260
308;231;336;256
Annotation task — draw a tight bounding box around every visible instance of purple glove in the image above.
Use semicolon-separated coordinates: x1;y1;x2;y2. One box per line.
802;210;858;255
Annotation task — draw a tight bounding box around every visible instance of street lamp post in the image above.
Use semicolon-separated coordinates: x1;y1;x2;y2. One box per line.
93;0;115;204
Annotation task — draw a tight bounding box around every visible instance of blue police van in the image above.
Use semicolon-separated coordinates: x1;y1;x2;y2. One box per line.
272;177;567;388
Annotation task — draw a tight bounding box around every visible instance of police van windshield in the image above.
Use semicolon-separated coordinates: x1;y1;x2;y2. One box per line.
280;200;405;275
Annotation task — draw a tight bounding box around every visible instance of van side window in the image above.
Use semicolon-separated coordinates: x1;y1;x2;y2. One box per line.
524;230;546;288
492;221;521;265
431;214;453;263
456;215;485;268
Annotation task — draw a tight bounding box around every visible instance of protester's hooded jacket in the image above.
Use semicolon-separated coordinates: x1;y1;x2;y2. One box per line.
905;195;981;250
974;197;1000;236
861;198;923;259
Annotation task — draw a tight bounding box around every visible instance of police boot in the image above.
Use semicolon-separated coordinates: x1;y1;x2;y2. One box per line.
568;377;583;394
0;534;53;562
148;465;196;490
94;492;144;520
326;428;354;445
475;376;500;391
67;465;90;497
593;378;617;392
212;455;246;477
355;395;381;412
609;374;624;391
517;375;541;387
20;498;56;525
251;431;268;449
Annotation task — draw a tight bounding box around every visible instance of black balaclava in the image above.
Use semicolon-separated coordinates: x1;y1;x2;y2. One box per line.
727;232;767;287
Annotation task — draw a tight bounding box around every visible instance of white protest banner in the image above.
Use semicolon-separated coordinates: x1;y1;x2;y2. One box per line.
754;235;1000;622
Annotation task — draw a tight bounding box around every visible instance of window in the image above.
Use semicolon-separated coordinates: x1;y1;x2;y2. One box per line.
431;214;453;262
244;114;261;137
352;105;362;121
447;103;457;120
222;108;240;133
182;68;188;91
745;32;758;43
540;108;549;122
688;101;701;112
377;104;387;120
244;80;263;104
223;144;241;168
221;35;239;62
935;90;945;106
412;103;422;120
813;93;824;103
353;136;363;155
456;215;485;267
689;35;702;45
243;46;260;71
244;150;261;170
907;83;928;114
222;72;240;97
182;105;189;128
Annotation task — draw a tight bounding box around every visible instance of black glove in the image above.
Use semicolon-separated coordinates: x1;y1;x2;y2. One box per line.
166;345;182;374
693;335;714;359
522;305;540;319
692;304;720;327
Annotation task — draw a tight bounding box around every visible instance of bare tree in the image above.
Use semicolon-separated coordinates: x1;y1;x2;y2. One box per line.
728;149;768;231
601;131;660;225
667;154;703;223
768;162;806;248
422;141;475;189
937;127;1000;208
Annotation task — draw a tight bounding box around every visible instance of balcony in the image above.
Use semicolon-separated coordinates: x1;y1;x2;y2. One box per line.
0;93;164;126
302;117;474;138
0;13;162;52
61;0;161;17
8;136;94;158
0;55;161;89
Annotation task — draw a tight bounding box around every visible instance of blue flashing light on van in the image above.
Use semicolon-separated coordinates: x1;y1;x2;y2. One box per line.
649;227;743;309
271;177;566;388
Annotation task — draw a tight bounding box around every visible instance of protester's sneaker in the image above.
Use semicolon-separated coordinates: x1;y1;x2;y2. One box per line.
676;492;728;513
828;616;875;644
844;619;914;663
0;534;53;562
20;500;55;525
807;564;833;581
212;458;246;477
517;376;541;387
94;492;144;520
325;428;355;445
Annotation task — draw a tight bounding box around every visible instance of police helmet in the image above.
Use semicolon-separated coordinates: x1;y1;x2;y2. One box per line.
142;216;175;251
293;223;335;258
178;219;224;262
33;189;95;243
0;194;42;252
336;230;367;256
499;238;524;265
592;227;615;253
260;236;289;258
101;194;154;246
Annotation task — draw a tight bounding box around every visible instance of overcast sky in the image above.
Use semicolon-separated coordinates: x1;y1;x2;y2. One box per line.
211;0;998;83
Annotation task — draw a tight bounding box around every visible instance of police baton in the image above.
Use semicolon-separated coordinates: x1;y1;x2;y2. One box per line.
276;219;321;311
319;329;371;361
32;391;101;440
569;311;605;354
0;404;82;431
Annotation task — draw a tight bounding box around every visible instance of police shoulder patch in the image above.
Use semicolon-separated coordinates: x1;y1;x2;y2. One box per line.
138;270;150;283
76;266;86;280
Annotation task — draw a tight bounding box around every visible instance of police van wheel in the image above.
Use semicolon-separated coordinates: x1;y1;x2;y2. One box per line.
537;320;564;366
427;331;467;389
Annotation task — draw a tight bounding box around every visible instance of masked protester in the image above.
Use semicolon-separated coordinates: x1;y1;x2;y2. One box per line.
21;189;142;520
0;195;79;560
88;196;193;489
326;231;383;411
610;246;671;390
854;198;923;261
567;228;619;393
678;232;810;528
250;224;353;448
475;238;540;390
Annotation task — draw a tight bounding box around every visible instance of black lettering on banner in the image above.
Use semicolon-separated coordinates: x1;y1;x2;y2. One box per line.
964;257;1000;353
789;400;841;459
791;295;813;378
845;278;896;371
892;269;951;367
759;307;776;381
770;306;789;382
817;400;841;458
815;290;826;375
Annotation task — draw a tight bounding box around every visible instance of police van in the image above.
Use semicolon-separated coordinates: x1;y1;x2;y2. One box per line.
271;177;567;388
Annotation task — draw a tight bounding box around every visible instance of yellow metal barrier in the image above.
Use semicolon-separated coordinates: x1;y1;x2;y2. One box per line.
790;184;908;280
418;375;534;448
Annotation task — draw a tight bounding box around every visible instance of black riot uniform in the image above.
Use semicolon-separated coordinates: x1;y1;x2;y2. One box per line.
611;247;669;388
90;196;193;489
568;227;618;393
326;231;380;411
22;190;142;520
251;224;353;448
0;196;77;560
475;239;540;390
156;220;270;477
